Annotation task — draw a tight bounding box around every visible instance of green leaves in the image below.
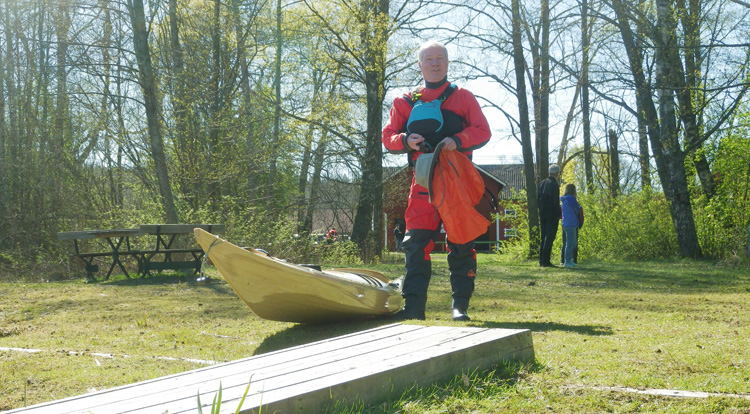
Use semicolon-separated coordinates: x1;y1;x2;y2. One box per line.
197;377;253;414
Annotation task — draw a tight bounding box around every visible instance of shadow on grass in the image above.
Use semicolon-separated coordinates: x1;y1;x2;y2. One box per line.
253;319;395;355
477;320;613;336
103;273;235;294
493;260;750;293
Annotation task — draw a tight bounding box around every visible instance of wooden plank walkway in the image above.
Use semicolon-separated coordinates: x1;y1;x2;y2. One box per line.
4;324;534;414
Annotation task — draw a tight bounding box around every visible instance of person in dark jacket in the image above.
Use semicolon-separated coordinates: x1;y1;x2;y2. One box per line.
537;164;561;267
394;222;404;252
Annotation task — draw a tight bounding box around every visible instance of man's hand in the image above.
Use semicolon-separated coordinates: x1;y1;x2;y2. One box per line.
439;137;457;151
407;133;425;151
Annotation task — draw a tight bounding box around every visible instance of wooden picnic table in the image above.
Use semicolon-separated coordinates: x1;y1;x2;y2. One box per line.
57;228;144;280
57;224;224;280
138;224;224;276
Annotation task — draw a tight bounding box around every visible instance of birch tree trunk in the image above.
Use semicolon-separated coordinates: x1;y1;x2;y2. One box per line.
653;0;702;257
637;97;651;189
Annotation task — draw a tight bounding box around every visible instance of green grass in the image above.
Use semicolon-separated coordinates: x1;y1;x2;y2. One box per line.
1;255;750;413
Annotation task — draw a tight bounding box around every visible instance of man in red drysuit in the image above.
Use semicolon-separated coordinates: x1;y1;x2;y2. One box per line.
382;40;491;321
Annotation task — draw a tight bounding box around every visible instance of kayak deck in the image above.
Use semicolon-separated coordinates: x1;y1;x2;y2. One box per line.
194;229;403;323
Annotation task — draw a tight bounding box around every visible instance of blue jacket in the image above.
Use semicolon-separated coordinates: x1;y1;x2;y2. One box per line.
560;194;581;228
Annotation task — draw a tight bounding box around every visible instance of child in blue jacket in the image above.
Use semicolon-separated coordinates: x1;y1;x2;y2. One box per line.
560;184;582;268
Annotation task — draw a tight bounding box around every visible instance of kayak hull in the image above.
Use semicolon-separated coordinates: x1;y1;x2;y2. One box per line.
194;229;403;323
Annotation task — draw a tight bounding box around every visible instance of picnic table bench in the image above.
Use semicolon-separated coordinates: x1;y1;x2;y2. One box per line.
138;224;224;276
57;224;224;280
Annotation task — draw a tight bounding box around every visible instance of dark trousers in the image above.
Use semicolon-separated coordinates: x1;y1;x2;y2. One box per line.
561;228;579;264
402;228;476;312
539;217;559;266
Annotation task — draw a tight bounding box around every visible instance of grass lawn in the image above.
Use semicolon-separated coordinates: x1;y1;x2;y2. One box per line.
1;253;749;413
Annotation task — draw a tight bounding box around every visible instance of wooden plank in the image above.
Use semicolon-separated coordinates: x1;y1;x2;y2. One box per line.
57;229;142;240
139;224;225;235
144;248;203;254
70;251;145;259
5;324;534;414
8;324;420;414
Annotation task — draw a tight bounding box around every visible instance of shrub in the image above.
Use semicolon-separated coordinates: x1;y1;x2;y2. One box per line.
578;191;678;260
497;190;680;261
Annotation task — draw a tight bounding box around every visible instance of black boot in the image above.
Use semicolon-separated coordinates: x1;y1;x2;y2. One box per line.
451;308;470;321
390;295;426;321
391;308;426;321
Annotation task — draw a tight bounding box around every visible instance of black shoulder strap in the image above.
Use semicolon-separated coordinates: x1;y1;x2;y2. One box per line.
438;84;457;102
404;84;457;107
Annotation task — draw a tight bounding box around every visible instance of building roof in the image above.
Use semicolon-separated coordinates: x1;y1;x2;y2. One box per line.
477;164;526;199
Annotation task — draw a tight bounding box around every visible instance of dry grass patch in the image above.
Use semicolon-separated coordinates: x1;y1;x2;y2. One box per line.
2;256;750;413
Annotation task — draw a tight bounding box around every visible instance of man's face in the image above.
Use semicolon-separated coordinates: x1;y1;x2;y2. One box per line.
418;46;448;84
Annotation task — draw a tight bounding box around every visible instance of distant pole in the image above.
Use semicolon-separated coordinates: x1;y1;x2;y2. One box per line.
496;218;500;252
384;213;388;250
747;222;750;257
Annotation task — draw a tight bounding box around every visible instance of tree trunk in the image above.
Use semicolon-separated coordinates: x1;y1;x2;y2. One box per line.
100;0;119;208
270;0;282;199
556;80;581;169
229;0;261;202
654;0;702;257
678;0;715;200
209;0;222;199
0;1;8;221
608;129;620;199
350;0;388;259
612;0;702;257
693;151;715;199
637;97;650;189
168;0;195;206
297;121;314;233
533;0;550;183
297;125;316;233
114;24;126;208
612;0;671;196
52;2;72;217
304;132;328;235
581;0;593;193
127;0;179;223
513;0;540;258
3;0;19;219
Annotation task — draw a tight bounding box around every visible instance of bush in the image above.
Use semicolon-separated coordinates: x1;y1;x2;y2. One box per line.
497;190;680;261
577;191;678;260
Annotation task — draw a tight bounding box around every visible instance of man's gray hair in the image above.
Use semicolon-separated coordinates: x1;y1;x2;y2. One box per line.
549;164;561;175
418;40;448;62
